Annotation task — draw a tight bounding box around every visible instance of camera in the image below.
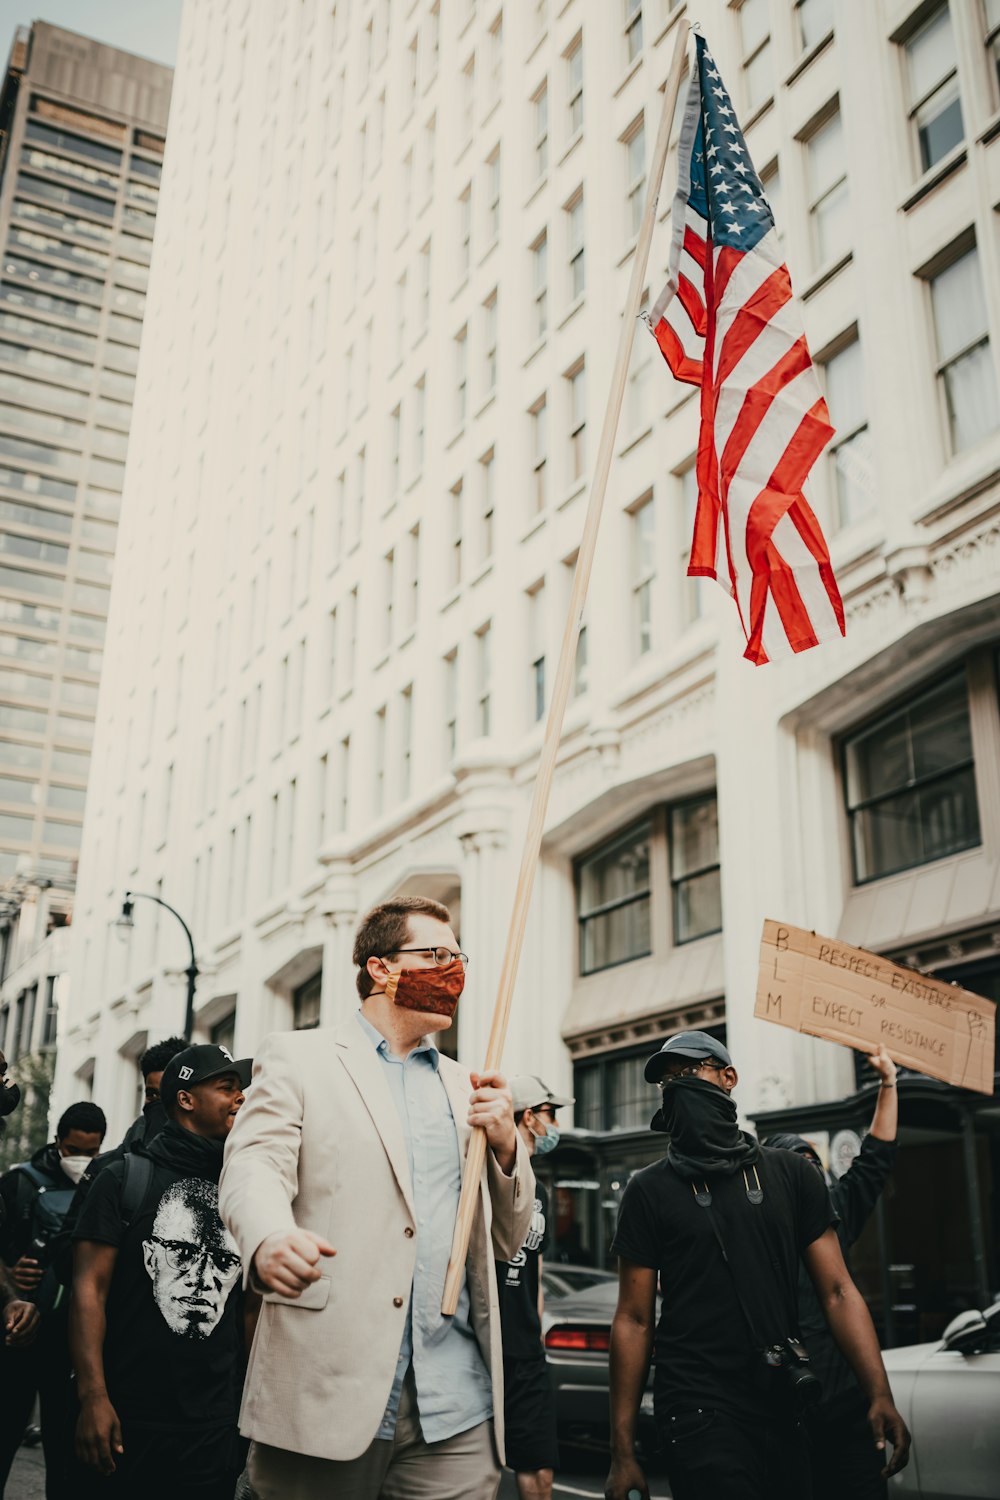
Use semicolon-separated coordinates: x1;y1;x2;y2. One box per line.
761;1337;822;1408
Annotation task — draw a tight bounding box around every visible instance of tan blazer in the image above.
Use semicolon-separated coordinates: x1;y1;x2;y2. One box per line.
219;1019;535;1464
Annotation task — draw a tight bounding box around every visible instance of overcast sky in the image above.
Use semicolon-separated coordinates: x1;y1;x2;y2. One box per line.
0;1;183;69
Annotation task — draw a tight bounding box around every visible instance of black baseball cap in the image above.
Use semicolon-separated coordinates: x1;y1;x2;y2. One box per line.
643;1030;733;1083
159;1044;253;1109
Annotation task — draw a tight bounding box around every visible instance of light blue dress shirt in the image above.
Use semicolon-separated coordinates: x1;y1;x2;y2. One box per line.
355;1010;493;1443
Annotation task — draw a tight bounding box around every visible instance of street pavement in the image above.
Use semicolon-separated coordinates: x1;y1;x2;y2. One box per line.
10;1445;673;1498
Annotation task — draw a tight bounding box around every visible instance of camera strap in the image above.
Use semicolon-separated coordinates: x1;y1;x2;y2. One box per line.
691;1178;767;1352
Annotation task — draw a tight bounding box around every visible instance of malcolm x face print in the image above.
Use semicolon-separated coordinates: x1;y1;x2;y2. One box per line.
142;1178;242;1339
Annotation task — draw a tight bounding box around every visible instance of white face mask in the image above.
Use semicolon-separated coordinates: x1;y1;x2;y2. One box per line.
60;1154;90;1185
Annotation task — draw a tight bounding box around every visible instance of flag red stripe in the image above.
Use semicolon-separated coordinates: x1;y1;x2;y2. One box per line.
717;338;816;502
651;316;703;385
684;225;707;268
714;265;793;391
677;273;707;337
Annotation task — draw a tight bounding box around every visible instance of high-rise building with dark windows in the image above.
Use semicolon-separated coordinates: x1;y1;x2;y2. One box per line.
0;23;171;899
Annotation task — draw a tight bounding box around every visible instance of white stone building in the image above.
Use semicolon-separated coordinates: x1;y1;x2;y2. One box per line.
53;0;1000;1315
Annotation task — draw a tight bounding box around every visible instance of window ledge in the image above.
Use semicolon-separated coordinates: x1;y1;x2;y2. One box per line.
979;109;1000;146
474;391;496;419
653;3;688;51
525;172;548;209
450;273;469;303
900;145;967;212
446;423;465;450
440;586;461;614
482;96;501;129
558;294;585;331
523;333;548;368
469;560;494;588
801;250;853;300
405;472;422;494
617;237;639;269
910;448;1000;527
525;27;547;64
373;651;390;671
620;424;652;458
478;237;499;267
558;478;587;512
783;33;834;90
614;56;643;99
520;509;548;543
742;96;775;132
559;130;583;168
397;629;416;651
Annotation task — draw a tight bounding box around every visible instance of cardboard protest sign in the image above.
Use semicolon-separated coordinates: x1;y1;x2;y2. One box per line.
755;920;995;1096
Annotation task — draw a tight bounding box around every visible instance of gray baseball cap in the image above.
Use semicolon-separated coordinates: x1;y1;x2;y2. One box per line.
509;1074;574;1113
643;1030;732;1083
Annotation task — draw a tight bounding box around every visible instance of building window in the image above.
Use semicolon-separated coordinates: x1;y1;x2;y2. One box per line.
679;466;704;624
528;582;546;723
210;1008;237;1052
987;0;1000;92
486;148;501;244
418;239;431;332
738;0;773;114
624;115;645;240
905;4;963;174
624;0;643;64
843;670;981;884
805;109;849;269
530;395;547;513
574;621;589;698
630;493;655;655
567;190;585;301
928;244;999;455
454;325;468;427
374;705;387;815
293;973;321;1031
450;479;463;588
533;82;549;178
670;796;722;944
337;734;350;832
476;623;492;736
795;0;834;53
760;158;782;239
532;232;548;339
389;404;401;497
822;337;874;528
459;184;472;279
567;33;583;135
394;272;407;365
413;375;426;474
576;820;652;976
484;290;498;394
480;448;495;560
41;975;58;1048
383;549;394;648
444;649;458;758
489;12;504;104
400;684;413;798
567;360;586;481
461;54;475;141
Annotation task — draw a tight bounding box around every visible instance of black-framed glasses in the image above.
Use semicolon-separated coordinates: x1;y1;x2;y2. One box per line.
387;947;470;968
150;1236;241;1276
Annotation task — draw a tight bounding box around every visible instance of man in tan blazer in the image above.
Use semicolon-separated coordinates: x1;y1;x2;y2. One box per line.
219;896;535;1500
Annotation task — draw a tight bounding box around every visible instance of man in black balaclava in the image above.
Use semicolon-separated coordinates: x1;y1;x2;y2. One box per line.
0;1050;20;1136
604;1031;910;1500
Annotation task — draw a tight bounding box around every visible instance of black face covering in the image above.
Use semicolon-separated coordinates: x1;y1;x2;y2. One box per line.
652;1075;760;1179
0;1080;20;1117
141;1098;169;1141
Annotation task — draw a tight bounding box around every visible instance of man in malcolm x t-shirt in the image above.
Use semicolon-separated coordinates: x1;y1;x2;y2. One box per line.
70;1044;254;1500
496;1075;573;1500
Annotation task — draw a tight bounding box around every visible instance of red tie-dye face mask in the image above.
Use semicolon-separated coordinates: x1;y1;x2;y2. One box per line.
383;960;465;1017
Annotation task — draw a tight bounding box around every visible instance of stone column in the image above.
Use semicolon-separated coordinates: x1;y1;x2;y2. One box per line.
319;858;359;1027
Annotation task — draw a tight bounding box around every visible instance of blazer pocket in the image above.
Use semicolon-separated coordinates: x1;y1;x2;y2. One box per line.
262;1275;332;1311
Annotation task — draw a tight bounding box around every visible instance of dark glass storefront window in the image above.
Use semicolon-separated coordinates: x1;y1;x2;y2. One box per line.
670;794;722;943
843;670;980;883
292;972;321;1030
210;1008;236;1053
576;820;651;975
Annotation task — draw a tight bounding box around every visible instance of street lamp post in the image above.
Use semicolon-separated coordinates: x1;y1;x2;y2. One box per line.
115;891;199;1043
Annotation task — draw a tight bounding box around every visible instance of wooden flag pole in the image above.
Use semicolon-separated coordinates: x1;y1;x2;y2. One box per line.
442;20;691;1317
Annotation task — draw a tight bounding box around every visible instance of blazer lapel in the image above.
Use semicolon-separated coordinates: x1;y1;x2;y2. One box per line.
335;1021;416;1219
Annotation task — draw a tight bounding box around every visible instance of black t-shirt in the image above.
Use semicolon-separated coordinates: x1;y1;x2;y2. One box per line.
498;1180;550;1359
611;1146;835;1421
73;1134;244;1438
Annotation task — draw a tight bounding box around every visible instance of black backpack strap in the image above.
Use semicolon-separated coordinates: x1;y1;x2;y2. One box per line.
119;1153;155;1229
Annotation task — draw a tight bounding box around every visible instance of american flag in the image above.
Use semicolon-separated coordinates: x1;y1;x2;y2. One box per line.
646;32;845;665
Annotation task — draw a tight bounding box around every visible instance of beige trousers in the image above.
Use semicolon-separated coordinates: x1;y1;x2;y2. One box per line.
246;1373;500;1500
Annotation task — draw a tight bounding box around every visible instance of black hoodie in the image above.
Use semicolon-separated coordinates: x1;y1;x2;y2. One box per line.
73;1121;245;1449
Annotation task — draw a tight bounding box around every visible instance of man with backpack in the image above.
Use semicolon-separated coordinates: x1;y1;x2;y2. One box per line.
0;1100;107;1499
71;1043;253;1500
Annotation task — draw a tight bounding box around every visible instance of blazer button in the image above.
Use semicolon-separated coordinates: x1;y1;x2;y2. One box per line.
404;1227;414;1238
393;1296;404;1308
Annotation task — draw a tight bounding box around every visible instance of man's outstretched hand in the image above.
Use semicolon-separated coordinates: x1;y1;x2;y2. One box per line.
253;1228;336;1297
868;1393;911;1477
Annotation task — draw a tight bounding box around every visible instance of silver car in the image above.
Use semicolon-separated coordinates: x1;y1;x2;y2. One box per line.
881;1301;1000;1498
